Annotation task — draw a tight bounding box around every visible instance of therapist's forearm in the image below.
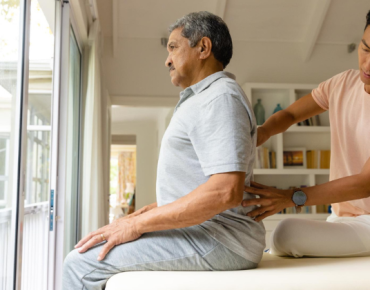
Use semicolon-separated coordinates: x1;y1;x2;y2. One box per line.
261;93;326;137
303;173;370;207
132;173;245;235
261;110;296;136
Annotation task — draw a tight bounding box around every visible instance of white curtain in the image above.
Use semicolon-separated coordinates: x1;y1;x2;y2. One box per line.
81;20;109;237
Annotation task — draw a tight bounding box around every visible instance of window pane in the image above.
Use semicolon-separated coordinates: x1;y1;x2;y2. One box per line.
26;130;50;204
0;181;4;202
64;27;81;256
0;0;22;288
0;138;6;176
21;0;55;289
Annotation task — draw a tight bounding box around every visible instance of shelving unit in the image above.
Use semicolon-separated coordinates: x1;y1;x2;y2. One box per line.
242;82;331;249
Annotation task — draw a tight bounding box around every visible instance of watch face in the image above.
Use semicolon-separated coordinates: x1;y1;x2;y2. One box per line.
293;190;307;206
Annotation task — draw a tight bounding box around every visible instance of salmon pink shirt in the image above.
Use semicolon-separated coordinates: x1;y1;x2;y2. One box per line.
312;69;370;217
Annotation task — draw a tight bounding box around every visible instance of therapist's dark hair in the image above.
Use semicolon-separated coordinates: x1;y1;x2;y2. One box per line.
365;10;370;30
168;11;233;69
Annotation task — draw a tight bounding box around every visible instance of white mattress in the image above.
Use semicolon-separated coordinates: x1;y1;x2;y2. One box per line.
106;253;370;290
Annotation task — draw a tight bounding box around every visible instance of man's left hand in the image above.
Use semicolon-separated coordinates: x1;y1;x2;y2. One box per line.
242;181;294;222
74;217;141;261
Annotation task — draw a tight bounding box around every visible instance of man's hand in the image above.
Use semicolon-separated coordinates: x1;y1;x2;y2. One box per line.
256;126;270;147
75;217;141;261
124;202;158;219
242;181;294;222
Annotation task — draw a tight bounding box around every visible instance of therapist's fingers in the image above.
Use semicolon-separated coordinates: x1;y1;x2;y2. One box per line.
244;186;271;197
242;198;269;207
247;205;273;218
250;181;270;189
254;211;274;222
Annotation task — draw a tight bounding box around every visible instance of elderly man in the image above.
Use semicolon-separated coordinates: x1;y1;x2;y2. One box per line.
63;11;264;289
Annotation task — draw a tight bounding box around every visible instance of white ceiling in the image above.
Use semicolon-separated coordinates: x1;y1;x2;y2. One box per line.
96;0;368;119
317;0;368;44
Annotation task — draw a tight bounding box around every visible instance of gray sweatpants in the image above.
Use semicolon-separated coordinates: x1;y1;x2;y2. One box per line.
62;225;258;290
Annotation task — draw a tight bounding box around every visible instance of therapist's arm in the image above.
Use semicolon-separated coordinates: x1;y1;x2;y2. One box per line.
76;171;245;260
243;157;370;221
257;93;325;146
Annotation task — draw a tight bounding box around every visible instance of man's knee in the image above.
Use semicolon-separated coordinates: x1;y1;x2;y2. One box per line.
63;249;82;274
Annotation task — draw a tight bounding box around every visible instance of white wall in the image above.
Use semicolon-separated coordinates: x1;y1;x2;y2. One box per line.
111;121;158;209
156;107;173;158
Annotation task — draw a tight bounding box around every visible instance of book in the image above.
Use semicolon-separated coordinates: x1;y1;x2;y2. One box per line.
269;151;276;169
306;150;331;169
254;147;275;169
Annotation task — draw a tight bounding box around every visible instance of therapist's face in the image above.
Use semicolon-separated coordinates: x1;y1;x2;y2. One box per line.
358;26;370;88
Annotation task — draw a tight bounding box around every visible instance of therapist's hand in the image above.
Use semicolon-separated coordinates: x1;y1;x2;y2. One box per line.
242;181;294;222
75;217;141;261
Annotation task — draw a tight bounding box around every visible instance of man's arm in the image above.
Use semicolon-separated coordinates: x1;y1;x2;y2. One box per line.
257;93;325;146
135;172;245;232
124;202;157;219
243;157;370;221
76;171;245;260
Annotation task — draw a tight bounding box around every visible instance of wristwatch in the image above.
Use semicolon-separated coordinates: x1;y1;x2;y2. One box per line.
292;188;307;213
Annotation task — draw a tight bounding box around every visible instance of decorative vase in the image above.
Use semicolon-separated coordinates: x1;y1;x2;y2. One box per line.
273;103;283;114
254;99;265;125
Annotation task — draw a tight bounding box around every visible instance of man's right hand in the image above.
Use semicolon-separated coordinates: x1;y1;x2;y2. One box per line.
256;126;270;147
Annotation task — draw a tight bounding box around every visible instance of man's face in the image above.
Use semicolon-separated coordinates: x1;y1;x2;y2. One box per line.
358;26;370;86
165;28;199;89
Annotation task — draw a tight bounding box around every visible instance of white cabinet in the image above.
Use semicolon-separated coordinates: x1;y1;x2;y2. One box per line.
242;83;331;249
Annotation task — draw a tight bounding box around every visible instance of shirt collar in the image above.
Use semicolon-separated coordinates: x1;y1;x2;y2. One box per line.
190;71;236;95
179;71;236;100
175;71;236;113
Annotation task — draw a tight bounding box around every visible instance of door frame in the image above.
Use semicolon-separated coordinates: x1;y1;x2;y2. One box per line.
48;1;84;289
12;0;31;288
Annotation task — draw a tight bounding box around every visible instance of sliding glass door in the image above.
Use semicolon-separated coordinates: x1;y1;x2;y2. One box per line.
0;0;83;289
0;0;30;288
49;2;83;289
64;25;82;258
21;0;55;288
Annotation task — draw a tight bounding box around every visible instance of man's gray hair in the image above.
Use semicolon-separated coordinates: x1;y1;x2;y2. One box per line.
169;11;233;68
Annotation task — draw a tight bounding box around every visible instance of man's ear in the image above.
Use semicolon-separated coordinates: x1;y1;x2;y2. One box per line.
198;37;212;59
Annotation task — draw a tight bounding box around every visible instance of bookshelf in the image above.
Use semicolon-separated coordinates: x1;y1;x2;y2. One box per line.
242;82;331;249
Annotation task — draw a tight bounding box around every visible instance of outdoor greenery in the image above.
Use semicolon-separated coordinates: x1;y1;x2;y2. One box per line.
0;0;18;22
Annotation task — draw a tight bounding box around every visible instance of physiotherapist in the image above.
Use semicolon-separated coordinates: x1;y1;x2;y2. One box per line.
242;10;370;258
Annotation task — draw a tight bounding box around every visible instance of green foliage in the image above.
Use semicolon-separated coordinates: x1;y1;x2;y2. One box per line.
1;0;19;22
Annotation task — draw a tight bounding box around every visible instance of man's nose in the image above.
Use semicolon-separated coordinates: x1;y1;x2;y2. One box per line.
165;55;172;68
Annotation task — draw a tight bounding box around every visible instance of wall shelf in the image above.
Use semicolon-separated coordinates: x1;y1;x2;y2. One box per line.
242;82;332;249
285;126;330;133
254;169;330;175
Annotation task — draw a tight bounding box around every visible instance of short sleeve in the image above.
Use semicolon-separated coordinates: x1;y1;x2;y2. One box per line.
189;94;254;176
311;71;347;110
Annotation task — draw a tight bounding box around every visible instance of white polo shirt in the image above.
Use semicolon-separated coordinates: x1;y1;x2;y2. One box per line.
156;71;265;263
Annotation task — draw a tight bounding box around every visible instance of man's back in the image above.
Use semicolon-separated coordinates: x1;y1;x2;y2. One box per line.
157;71;265;263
